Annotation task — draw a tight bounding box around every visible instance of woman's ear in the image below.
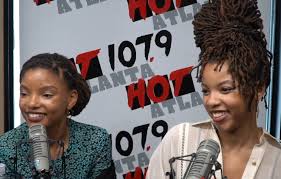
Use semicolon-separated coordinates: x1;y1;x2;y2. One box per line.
67;89;78;110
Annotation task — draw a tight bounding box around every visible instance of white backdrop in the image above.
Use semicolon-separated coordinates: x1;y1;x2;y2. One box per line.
17;0;271;178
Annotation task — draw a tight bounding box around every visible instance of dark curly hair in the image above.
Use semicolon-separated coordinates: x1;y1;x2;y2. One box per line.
192;0;272;109
20;53;91;116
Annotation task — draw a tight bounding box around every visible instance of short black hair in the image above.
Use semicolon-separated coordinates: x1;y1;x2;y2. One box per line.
20;53;91;116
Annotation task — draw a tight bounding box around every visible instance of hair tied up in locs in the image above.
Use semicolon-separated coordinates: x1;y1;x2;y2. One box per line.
20;53;91;116
193;0;272;109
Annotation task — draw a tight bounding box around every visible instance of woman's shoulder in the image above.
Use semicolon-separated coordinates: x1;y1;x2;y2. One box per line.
70;119;108;134
69;119;110;144
264;132;281;150
168;122;191;135
0;123;28;144
159;120;213;150
0;123;28;158
162;121;204;141
166;120;212;136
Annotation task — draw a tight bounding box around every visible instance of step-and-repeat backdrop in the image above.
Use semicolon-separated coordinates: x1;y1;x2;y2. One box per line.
19;0;270;178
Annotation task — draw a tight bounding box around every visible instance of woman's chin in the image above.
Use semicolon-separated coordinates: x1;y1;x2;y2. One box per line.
26;119;46;127
214;122;238;134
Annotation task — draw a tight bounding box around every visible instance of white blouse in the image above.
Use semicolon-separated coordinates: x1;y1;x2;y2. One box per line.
146;120;281;179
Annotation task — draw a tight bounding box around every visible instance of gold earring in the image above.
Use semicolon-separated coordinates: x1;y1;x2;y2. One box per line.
67;109;73;117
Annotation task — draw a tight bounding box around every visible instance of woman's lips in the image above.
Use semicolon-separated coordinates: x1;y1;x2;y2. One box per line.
211;112;226;123
26;113;45;122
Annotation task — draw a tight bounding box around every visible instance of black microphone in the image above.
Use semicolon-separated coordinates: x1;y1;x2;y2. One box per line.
29;124;51;178
183;139;220;179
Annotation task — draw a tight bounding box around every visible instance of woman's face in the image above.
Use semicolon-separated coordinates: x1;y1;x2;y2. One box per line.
20;68;77;128
201;62;256;133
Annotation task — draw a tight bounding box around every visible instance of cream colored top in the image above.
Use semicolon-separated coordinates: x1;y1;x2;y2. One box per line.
146;120;281;179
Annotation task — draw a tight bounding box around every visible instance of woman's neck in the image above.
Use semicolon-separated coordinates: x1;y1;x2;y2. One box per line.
46;119;70;160
217;121;262;151
47;119;69;140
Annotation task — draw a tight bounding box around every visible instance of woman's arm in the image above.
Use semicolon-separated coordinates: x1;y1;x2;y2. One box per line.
146;123;186;179
95;160;116;179
89;129;116;179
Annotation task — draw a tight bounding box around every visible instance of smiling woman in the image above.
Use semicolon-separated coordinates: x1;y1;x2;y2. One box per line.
19;68;78;132
0;53;116;179
146;0;281;179
200;61;259;134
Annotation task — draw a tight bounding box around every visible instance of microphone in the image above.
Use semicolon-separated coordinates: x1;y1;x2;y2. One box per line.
183;139;220;179
29;124;50;176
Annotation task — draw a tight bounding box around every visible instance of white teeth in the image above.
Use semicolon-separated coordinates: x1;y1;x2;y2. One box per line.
212;112;225;118
28;113;45;119
29;114;41;117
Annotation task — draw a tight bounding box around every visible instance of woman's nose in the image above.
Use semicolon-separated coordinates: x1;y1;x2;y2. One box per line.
28;95;40;108
204;92;220;107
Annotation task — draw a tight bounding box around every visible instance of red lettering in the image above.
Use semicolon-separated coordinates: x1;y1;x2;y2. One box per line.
34;0;52;5
169;66;193;96
127;79;146;108
147;75;170;103
176;0;197;8
126;66;195;109
176;0;183;7
124;167;147;179
76;49;100;79
128;0;147;20
127;0;197;21
148;0;172;14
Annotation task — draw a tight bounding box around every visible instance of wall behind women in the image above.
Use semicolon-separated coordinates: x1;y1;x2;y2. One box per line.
17;0;272;178
257;0;272;128
0;0;4;134
258;0;276;131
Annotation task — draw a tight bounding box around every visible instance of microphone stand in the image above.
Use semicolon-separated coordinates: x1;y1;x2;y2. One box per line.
166;153;196;179
31;168;51;179
30;139;66;179
167;153;228;179
0;145;21;179
13;139;67;179
14;140;52;179
57;140;66;179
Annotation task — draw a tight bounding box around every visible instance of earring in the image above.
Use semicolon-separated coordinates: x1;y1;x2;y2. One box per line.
67;109;74;117
256;106;259;118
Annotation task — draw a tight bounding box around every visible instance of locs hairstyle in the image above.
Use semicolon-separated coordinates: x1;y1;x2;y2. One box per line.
192;0;272;109
20;53;91;116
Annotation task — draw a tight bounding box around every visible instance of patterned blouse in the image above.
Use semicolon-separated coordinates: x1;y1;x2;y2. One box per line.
0;119;115;179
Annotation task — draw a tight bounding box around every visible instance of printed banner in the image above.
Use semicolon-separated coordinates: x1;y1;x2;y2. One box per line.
19;0;270;178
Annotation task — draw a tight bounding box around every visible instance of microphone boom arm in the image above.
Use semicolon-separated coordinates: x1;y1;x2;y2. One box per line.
167;153;227;179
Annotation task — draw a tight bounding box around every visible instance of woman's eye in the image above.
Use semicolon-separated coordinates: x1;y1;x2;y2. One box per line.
221;87;235;93
20;92;27;97
43;94;53;98
201;89;209;96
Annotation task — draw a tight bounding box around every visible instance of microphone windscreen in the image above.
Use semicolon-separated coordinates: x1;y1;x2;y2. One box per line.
29;124;50;172
184;139;220;179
